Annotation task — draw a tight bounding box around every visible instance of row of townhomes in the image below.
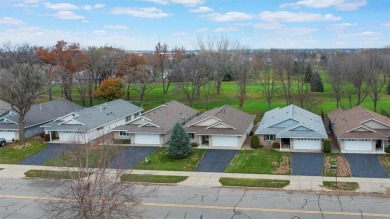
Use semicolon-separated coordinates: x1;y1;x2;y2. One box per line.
0;98;389;153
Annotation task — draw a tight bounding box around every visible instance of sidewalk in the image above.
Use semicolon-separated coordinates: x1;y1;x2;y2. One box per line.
1;164;389;194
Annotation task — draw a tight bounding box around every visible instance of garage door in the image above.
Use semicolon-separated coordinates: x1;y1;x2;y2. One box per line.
134;134;161;145
0;131;16;142
343;140;372;152
59;132;77;142
212;136;238;147
294;139;322;150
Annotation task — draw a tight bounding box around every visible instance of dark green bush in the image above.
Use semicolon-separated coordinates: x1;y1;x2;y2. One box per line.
191;142;198;147
323;139;331;153
250;135;260;149
272;142;280;149
385;147;390;153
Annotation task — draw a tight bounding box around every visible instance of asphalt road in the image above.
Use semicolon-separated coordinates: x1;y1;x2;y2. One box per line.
1;178;390;219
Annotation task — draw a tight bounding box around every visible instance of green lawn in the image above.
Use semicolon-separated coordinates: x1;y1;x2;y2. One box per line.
323;181;359;191
378;155;390;175
121;174;188;183
45;145;123;168
225;149;290;175
219;178;289;188
0;139;48;164
24;170;89;179
134;148;206;171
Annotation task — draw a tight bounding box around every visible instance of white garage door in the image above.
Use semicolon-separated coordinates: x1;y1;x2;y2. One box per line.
212;136;238;147
134;134;160;145
0;131;16;142
59;132;77;142
294;139;322;150
343;140;372;152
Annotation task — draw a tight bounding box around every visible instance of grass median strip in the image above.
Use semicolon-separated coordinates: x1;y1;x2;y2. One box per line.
225;149;290;175
25;170;89;179
323;181;359;191
220;178;289;188
323;153;351;177
379;154;390;175
121;174;188;183
0;139;47;164
135;148;206;171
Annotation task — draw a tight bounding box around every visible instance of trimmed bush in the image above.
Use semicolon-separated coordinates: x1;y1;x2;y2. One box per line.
271;142;280;149
251;135;260;149
168;123;192;159
323;139;331;153
385;147;390;154
191;142;198;147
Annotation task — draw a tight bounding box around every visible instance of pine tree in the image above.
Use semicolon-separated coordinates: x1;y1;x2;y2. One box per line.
168;123;192;159
304;64;313;83
310;72;324;92
387;79;390;95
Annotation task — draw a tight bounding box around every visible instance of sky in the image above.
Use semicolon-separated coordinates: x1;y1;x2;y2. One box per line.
0;0;389;50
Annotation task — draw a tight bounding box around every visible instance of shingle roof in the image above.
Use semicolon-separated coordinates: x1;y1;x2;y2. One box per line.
112;100;199;134
0;99;83;130
186;105;255;136
328;106;390;139
43;99;142;132
0;99;12;115
255;104;327;139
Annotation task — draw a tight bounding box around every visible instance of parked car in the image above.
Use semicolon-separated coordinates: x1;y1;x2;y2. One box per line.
0;138;6;147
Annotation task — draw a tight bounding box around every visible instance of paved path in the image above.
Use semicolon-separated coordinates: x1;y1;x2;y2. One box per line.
110;146;157;169
195;149;237;172
291;152;324;176
1;164;390;194
344;154;389;178
17;143;76;165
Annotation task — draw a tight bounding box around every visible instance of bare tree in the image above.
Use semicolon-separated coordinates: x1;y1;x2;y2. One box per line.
366;50;388;112
295;60;311;108
42;136;152;219
155;42;170;94
231;47;251;109
328;53;345;108
131;67;155;107
0;44;46;145
345;53;369;106
273;50;294;105
252;52;276;110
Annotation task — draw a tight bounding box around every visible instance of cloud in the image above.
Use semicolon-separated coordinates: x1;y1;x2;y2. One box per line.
93;30;106;35
0;17;26;26
83;4;105;10
44;2;79;10
196;27;208;32
53;11;85;20
206;12;255;22
280;0;367;11
253;22;283;30
336;31;382;40
276;27;318;36
260;11;341;22
383;23;390;28
330;22;357;30
214;27;240;32
145;0;204;6
172;32;187;36
103;25;128;30
111;7;170;18
190;6;213;13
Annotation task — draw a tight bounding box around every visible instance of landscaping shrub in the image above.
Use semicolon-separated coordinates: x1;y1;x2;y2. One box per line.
44;134;50;142
191;142;198;148
310;72;324;92
168;123;192;159
385;147;390;154
323;139;331;153
271;142;280;149
250;135;260;149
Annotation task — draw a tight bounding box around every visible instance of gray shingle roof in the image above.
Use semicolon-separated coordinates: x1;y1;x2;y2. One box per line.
186;105;255;136
0;99;12;115
0;99;83;130
112;100;199;134
255;104;327;139
43;99;142;132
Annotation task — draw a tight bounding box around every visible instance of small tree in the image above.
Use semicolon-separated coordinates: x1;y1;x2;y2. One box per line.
168;123;192;159
250;135;260;149
304;64;313;83
387;79;390;94
310;72;324;92
93;78;125;101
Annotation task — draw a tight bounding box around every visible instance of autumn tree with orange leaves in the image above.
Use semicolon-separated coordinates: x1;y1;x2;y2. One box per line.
93;78;125;101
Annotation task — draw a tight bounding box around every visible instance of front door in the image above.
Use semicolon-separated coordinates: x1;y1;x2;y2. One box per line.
202;135;209;144
376;140;382;150
281;138;290;148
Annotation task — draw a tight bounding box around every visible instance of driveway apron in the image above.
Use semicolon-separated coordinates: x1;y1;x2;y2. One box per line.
195;149;238;172
17;143;77;165
291;152;324;176
344;154;389;178
110;146;157;169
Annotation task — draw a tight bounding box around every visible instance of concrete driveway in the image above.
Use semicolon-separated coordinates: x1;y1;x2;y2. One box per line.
195;149;238;172
291;152;324;176
344;154;389;178
110;146;157;169
17;143;77;165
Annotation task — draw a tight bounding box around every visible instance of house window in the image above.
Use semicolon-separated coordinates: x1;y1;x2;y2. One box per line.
188;133;195;139
125;116;132;122
97;127;103;131
119;131;129;136
265;135;275;141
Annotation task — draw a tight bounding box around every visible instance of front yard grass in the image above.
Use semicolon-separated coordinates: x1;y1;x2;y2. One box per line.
323;181;359;191
220;178;289;188
121;174;188;183
323;153;351;177
379;154;390;175
24;170;89;179
225;149;290;174
45;145;123;168
0;139;48;164
135;148;206;171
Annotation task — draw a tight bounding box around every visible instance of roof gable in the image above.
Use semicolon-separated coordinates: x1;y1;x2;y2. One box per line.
348;126;375;133
362;119;390;130
189;117;220;127
270;118;299;128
